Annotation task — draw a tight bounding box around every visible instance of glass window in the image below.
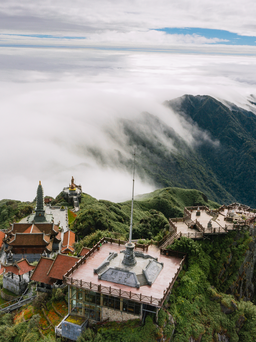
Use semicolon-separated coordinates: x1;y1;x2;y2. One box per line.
84;290;101;305
103;295;120;311
123;300;141;316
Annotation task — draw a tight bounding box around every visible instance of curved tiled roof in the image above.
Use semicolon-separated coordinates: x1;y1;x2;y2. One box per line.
61;230;75;254
47;254;79;280
3;258;35;276
30;257;55;285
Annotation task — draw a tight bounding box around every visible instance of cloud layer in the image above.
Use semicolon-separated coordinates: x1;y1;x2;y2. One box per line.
1;46;256;202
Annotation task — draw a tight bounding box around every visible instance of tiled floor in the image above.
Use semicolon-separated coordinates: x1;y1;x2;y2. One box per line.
70;243;183;301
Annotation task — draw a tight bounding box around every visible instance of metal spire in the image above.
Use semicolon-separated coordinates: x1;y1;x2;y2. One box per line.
129;150;136;243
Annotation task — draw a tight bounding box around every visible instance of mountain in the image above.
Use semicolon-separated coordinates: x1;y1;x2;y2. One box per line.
104;95;256;206
166;95;256;207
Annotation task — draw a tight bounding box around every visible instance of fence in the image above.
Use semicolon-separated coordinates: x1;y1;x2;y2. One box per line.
66;254;186;308
195;219;205;233
180;232;203;239
159;256;186;307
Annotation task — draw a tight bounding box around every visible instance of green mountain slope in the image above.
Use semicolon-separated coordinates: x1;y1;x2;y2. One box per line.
72;187;219;249
166;95;256;207
0;199;33;229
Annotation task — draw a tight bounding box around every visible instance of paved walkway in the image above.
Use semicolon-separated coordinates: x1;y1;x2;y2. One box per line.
45;207;68;232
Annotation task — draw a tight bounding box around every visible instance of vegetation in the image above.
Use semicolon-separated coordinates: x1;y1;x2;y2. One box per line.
0;199;33;229
2;185;256;341
73;187;218;243
167;233;256;341
77;316;160;342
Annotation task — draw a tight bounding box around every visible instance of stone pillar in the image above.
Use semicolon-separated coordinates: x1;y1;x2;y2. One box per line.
82;289;85;316
68;286;71;314
122;243;137;267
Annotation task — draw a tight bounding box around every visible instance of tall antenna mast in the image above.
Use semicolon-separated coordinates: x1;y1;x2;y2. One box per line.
129;150;136;243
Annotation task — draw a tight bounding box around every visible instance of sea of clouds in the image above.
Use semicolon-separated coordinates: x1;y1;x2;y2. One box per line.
1;0;256;202
1;46;256;202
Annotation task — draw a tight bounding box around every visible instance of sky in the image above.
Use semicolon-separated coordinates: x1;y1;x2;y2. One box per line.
1;0;256;202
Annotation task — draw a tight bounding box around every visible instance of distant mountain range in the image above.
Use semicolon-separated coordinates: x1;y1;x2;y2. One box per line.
114;95;256;207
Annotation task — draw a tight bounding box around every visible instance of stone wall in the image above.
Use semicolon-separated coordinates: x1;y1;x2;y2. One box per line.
102;307;141;322
3;276;26;295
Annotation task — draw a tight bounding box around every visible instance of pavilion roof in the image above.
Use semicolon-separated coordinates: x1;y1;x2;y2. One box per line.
30;257;55;285
47;254;79;280
2;258;35;276
0;231;5;248
9;223;59;236
8;233;49;246
61;230;75;254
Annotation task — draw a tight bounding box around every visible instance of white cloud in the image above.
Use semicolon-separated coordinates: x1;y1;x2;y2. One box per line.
0;47;256;202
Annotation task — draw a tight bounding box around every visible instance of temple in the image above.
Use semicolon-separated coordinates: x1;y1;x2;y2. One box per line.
63;176;82;211
26;181;53;223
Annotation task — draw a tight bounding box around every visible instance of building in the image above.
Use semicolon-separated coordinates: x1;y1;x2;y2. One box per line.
62;177;82;211
55;237;185;340
2;259;35;295
61;230;76;254
31;254;79;292
4;222;61;262
26;181;53;223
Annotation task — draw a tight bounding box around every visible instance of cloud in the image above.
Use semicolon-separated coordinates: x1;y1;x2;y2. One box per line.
0;0;256;49
0;46;256;202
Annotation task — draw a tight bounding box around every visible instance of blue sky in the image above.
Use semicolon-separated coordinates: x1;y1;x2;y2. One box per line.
155;28;256;46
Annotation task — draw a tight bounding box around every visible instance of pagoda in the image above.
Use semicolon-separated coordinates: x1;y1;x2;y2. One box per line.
34;181;46;222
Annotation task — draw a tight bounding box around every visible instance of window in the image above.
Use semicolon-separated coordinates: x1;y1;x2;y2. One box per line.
103;295;120;311
123;300;141;315
84;290;101;305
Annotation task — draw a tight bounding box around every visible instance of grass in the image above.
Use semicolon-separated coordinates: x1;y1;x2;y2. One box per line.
53;299;68;317
2;287;18;297
68;209;77;227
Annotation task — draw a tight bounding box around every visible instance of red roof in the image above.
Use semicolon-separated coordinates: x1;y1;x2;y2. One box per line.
23;225;41;234
0;231;5;248
47;254;79;280
3;259;35;276
61;230;76;254
8;233;49;246
10;223;59;235
31;257;55;285
79;247;91;257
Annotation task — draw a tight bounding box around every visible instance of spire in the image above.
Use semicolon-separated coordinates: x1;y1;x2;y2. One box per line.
34;181;46;222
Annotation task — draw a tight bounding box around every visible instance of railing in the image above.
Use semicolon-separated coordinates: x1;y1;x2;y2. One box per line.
180;232;203;239
160;232;181;251
170;217;183;223
134;243;149;252
158;232;173;248
169;219;178;233
159;256;186;307
195;219;205;233
65;278;160;306
186;206;209;211
204;227;226;234
184;208;191;219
